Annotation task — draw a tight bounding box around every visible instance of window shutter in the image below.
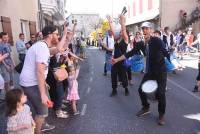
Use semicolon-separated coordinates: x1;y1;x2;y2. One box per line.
1;16;13;45
29;21;36;35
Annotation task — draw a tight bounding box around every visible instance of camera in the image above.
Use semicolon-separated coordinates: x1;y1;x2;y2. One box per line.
121;6;127;15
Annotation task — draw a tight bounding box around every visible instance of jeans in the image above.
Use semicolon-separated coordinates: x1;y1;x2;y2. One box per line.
55;81;65;110
104;53;112;73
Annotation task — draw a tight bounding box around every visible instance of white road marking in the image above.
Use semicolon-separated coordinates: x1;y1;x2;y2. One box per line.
86;87;91;94
81;104;87;116
89;77;93;82
168;78;200;101
91;71;94;75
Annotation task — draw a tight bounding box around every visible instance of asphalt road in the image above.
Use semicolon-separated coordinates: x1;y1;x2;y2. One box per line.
1;46;200;134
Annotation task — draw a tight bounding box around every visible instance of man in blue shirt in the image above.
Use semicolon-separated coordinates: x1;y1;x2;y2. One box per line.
15;33;27;62
0;32;15;91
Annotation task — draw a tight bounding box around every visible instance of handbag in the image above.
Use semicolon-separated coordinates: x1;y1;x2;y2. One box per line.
53;67;68;81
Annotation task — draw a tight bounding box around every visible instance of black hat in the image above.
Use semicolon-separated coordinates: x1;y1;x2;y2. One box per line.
42;25;57;37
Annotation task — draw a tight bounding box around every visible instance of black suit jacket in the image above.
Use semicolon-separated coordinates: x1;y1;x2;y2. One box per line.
125;37;170;74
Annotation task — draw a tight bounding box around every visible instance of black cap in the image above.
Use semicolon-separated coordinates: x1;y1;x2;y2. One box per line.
42;25;57;37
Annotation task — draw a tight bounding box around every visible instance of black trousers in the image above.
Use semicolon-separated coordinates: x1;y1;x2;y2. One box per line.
138;72;167;116
126;66;132;81
111;63;128;89
19;54;26;63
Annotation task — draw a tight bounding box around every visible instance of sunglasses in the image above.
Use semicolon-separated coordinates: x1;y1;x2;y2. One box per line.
52;32;59;36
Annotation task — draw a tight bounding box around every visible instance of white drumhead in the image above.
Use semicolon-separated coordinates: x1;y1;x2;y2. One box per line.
142;80;158;93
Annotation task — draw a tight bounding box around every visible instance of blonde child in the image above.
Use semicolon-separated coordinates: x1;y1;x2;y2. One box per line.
6;89;35;134
67;65;80;115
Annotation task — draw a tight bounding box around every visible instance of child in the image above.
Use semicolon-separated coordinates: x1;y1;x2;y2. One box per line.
6;89;35;134
67;65;80;115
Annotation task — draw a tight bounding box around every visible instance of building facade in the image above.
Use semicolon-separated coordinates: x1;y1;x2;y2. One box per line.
0;0;38;62
38;0;67;31
124;0;199;34
0;0;67;62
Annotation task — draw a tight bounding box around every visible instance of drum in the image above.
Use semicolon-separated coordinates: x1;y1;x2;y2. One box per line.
131;55;144;72
165;58;175;72
142;80;158;101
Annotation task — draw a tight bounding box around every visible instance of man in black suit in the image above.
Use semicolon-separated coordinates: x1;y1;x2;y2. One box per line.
112;22;170;125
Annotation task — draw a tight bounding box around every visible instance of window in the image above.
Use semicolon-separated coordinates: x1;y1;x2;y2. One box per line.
0;21;2;32
29;21;36;36
20;20;30;41
1;16;13;45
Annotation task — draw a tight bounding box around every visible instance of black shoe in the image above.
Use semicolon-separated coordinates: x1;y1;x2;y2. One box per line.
172;70;176;74
103;73;107;76
110;90;117;97
193;85;198;92
125;89;129;96
136;107;150;117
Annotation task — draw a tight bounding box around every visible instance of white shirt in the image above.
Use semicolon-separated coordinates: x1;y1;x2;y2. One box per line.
20;41;50;87
197;33;200;44
103;36;114;49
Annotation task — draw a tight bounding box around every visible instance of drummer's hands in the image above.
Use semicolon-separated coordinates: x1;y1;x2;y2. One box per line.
111;58;118;65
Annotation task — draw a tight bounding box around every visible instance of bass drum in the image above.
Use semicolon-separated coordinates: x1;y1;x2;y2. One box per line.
165;58;175;72
142;80;158;101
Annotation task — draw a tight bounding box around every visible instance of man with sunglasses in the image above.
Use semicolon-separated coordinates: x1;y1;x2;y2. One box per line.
112;22;170;125
20;25;71;134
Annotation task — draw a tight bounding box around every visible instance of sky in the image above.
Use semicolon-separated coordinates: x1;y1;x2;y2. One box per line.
65;0;126;18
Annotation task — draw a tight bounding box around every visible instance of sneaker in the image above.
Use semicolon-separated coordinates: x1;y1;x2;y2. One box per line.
62;99;69;104
136;107;150;117
60;110;68;114
158;116;165;126
74;111;80;116
61;104;67;109
41;123;55;132
103;73;107;76
56;110;69;119
193;85;198;92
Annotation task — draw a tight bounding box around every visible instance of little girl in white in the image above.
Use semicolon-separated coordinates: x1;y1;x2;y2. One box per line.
67;65;80;115
6;89;35;134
